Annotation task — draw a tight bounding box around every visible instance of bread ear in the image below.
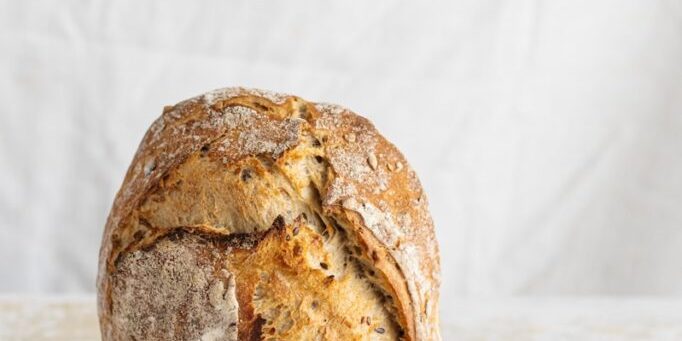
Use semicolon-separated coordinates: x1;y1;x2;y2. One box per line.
97;87;440;340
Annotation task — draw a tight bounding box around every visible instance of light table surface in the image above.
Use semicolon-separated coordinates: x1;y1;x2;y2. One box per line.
1;296;682;340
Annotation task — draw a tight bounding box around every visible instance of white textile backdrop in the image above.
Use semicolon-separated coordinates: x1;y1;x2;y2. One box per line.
1;0;682;319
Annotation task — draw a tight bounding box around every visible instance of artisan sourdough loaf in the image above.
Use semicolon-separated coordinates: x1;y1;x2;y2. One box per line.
97;87;440;340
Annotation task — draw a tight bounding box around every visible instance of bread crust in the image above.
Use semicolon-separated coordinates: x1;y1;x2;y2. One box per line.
97;87;440;340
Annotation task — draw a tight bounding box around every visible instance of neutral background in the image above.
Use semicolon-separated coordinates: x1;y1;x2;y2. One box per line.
1;0;681;320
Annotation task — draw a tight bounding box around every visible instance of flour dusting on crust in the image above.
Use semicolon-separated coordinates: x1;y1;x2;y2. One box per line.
314;103;440;340
204;87;289;105
99;87;440;341
111;237;238;341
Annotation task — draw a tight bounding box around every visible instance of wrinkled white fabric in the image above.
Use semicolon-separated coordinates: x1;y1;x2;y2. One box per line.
1;0;681;319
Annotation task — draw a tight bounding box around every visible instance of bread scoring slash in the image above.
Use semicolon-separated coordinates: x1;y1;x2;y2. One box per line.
97;87;440;340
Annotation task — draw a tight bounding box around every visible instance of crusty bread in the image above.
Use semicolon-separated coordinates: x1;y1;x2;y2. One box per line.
97;87;440;340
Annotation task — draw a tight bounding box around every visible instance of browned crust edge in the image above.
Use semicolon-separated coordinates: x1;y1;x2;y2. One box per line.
97;87;440;340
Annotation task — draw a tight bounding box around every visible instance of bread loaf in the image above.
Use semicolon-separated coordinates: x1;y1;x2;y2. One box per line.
97;87;440;340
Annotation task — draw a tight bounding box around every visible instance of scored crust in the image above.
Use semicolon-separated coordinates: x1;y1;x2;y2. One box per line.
97;87;440;340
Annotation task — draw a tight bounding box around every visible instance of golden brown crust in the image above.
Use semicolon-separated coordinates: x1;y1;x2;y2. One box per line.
97;87;440;340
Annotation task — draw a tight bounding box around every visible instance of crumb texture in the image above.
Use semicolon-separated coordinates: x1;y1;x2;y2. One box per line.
233;219;401;340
